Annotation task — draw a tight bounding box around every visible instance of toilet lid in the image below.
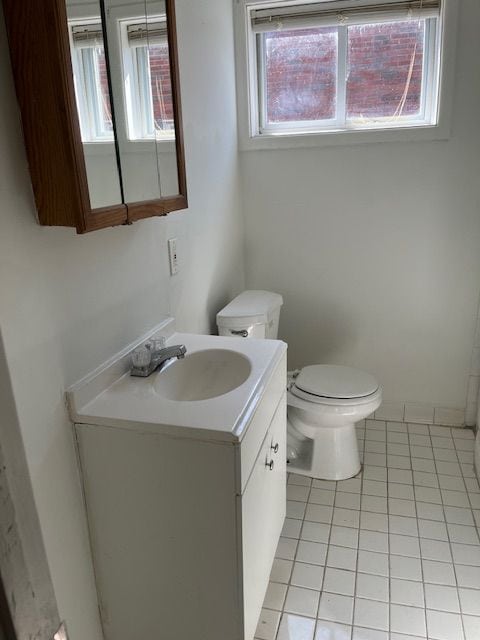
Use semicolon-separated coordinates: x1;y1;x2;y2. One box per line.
294;365;379;399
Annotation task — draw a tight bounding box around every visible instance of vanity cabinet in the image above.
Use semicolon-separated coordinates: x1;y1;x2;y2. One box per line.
75;355;286;640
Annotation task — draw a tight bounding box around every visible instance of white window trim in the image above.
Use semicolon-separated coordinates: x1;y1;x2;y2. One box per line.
234;0;459;150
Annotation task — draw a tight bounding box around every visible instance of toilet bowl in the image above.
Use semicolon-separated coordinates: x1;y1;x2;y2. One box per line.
217;291;382;480
286;365;382;480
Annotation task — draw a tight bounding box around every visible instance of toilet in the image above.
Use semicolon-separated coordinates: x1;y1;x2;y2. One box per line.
217;291;382;480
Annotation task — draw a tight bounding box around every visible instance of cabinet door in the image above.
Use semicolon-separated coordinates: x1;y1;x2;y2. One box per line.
241;394;286;640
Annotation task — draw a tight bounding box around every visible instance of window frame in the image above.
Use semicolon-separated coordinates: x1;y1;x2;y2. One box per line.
234;0;458;150
257;17;438;135
68;19;115;143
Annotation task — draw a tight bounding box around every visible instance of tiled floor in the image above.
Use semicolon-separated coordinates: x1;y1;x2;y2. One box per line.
255;419;480;640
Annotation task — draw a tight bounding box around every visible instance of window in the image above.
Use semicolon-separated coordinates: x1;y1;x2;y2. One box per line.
247;0;442;137
122;21;175;141
70;24;115;142
69;18;174;144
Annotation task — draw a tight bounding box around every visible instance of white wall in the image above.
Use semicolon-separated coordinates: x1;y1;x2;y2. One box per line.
0;0;244;637
241;0;480;409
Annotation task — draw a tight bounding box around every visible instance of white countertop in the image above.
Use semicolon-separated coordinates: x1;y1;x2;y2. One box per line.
68;325;287;443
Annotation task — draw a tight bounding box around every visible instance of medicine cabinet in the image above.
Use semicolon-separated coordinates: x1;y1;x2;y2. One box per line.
2;0;187;233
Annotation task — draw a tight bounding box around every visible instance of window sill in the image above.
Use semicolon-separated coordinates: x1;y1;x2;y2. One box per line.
239;120;451;152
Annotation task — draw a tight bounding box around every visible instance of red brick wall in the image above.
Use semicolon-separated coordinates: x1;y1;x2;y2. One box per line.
264;20;424;124
149;43;174;129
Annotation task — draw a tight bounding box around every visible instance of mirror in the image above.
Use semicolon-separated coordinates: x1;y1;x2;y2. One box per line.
66;0;181;210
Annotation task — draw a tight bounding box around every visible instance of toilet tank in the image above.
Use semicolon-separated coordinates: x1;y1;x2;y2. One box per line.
217;291;283;339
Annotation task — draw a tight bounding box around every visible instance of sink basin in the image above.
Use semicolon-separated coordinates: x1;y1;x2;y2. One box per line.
154;349;252;401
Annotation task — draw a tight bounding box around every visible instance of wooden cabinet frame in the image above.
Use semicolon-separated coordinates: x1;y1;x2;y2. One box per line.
2;0;188;234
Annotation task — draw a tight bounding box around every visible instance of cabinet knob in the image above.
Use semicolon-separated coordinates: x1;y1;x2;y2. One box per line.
266;460;274;471
271;443;279;454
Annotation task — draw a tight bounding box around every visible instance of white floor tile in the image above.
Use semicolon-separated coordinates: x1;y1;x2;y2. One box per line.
284;586;320;618
388;469;413;485
389;533;420;558
389;483;414;500
354;598;389;631
352;626;388;640
420;538;452;563
326;545;357;571
270;558;293;584
389;514;418;536
361;495;387;514
301;521;331;544
444;506;475;526
318;593;354;625
463;614;480;640
363;480;387;497
452;542;480;566
308;488;335;506
413;471;439;487
276;613;315;640
322;567;355;596
314;620;351;640
289;474;312;487
390;555;422;581
304;504;333;524
329;525;358;549
276;537;298;560
389;497;416;517
422;560;456;586
363;466;387;482
424;583;460;613
360;511;388;533
263;581;288;611
426;609;464;640
447;523;479;545
390;604;426;636
255;608;281;640
336;478;362;493
415;501;445;522
357;550;389;577
291;562;324;591
268;422;480;640
282;518;303;539
332;508;360;528
453;565;480;589
418;519;448;541
390;577;425;607
355;572;389;602
459;588;480;615
287;485;310;502
287;500;307;520
296;541;327;565
359;530;388;554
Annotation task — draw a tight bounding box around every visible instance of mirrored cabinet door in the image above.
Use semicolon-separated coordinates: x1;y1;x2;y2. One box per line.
2;0;187;233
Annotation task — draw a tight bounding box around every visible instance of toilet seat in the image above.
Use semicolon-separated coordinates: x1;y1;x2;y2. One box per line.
291;365;379;402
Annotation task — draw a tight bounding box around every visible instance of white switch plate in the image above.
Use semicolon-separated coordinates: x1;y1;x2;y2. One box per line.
168;238;179;275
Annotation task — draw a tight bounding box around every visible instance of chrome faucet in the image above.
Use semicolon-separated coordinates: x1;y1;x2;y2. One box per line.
130;339;187;377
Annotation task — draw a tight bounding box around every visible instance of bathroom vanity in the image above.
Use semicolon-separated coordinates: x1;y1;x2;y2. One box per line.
68;325;287;640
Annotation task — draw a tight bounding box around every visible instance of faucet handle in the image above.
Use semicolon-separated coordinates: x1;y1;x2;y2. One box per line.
132;346;152;368
147;337;166;353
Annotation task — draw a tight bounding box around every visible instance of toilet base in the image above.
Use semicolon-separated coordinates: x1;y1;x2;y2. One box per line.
287;422;361;481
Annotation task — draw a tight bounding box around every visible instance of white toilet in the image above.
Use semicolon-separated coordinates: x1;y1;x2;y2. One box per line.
217;291;382;480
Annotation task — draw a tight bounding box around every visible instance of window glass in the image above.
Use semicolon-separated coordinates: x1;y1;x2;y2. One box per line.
263;27;338;125
347;20;425;122
147;43;175;134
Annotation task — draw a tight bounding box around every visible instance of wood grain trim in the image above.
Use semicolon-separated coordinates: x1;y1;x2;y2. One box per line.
127;195;188;223
165;0;188;202
2;0;91;230
83;204;128;233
